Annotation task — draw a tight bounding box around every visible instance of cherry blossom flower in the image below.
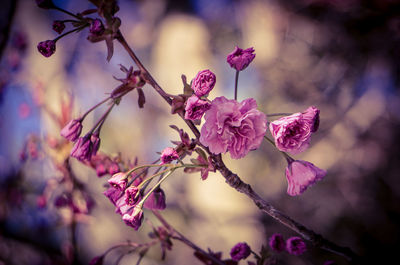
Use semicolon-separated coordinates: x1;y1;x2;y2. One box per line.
200;96;267;159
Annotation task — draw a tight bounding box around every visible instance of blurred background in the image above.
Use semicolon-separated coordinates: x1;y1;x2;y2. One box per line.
1;0;399;264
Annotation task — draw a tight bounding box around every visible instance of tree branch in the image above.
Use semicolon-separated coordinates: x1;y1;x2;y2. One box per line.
115;30;359;263
152;210;226;265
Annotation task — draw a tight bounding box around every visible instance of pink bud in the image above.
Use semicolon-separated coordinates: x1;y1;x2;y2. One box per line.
37;40;56;57
122;206;144;230
144;187;166;210
226;46;256;71
61;119;82;142
108;172;127;190
52;20;65;34
160;147;179;164
285;160;326;196
191;69;216;97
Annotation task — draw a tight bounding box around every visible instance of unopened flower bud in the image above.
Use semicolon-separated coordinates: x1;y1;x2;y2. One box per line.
160;147;179;164
103;186;123;205
230;242;251;261
89;19;105;36
226;46;256;71
125;186;140;206
70;136;91;161
37;40;56;57
52;20;65;34
107;162;120;175
286;237;306;255
191;69;216;97
269;233;286;252
60;119;82;142
122;205;144;230
108;172;127;190
144;187;166;210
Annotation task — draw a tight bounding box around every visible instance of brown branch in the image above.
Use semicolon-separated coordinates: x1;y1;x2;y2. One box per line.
115;30;360;263
152;210;226;265
116;32;201;139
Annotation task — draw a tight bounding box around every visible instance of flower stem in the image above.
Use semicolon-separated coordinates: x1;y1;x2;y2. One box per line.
136;168;175;190
53;6;81;20
138;169;175;206
266;112;292;117
61;19;80;23
263;135;277;148
126;164;174;177
89;102;115;135
263;136;293;161
81;97;111;120
126;159;160;187
54;24;88;42
135;164;203;190
234;70;239;100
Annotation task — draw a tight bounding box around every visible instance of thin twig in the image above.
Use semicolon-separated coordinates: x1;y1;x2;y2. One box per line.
152;211;226;265
116;32;201;139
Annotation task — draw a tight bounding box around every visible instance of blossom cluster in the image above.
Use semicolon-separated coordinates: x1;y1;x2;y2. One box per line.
104;170;167;230
35;1;333;263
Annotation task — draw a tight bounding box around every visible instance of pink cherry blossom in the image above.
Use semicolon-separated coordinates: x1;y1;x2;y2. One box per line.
200;96;267;159
125;186;140;206
122;206;144;230
108;172;128;190
184;95;211;121
269;111;314;155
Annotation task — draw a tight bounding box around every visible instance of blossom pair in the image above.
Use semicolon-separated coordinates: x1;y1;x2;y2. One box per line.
269;233;307;255
182;69;215;121
61;118;101;161
268;107;325;196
